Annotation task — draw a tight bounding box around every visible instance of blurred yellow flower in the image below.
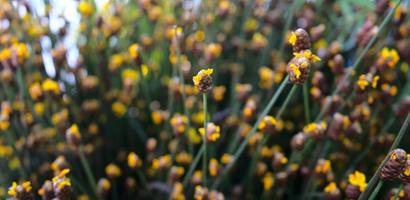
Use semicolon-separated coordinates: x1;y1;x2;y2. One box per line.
348;171;367;192
106;163;122;178
78;1;94;16
42;79;60;95
112;102;127;117
121;68;139;83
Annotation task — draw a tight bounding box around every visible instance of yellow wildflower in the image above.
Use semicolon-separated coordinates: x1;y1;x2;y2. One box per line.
42;79;60;94
78;1;94;16
192;68;213;92
127;152;142;169
262;173;274;191
288;31;297;46
289;64;301;79
199;123;221;142
324;182;337;193
106;163;122;178
112;102;127;117
348;171;367;192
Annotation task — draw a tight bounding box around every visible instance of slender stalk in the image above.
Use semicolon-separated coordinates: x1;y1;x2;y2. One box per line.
394;184;404;200
182;144;205;186
4;130;27;179
246;85;299;181
173;26;194;155
278;0;303;57
136;170;147;189
202;93;208;186
369;181;384;200
343;118;395;178
358;114;410;200
78;146;101;200
316;0;402;120
303;83;311;123
276;85;299;119
212;76;289;189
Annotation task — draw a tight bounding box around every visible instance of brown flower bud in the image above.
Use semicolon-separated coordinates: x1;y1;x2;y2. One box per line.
290;28;311;52
193;69;214;93
399;157;410;183
375;0;390;16
65;124;81;149
97;178;111;196
345;184;361;200
272;152;288;170
39;180;54;200
287;56;311;85
291;132;308;151
380;149;407;181
395;97;410;118
275;171;288;186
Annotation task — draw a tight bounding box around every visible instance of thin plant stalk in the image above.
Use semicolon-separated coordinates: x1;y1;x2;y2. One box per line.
369;181;384;200
358;113;410;200
303;83;311;123
316;0;403;120
212;76;289;189
78;146;101;200
301;2;403;196
245;85;299;182
174;26;194;155
202;93;208;186
182;145;205;186
394;184;404;200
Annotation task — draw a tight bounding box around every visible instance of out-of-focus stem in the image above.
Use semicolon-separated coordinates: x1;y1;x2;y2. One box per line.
182;144;205;186
369;181;384;200
394;184;404;200
174;26;194;155
358;113;410;200
316;0;403;120
212;76;289;189
246;85;299;181
78;146;101;200
303;83;311;123
202;93;208;186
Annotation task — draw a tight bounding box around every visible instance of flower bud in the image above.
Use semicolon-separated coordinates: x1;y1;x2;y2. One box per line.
380;149;407;181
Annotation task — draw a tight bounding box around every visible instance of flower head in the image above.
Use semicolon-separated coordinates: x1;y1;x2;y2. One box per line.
199;122;221;142
193;68;214;93
348;171;367;192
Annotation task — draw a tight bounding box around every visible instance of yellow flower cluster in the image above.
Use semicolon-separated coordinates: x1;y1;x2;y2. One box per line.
348;171;367;192
199;123;221;142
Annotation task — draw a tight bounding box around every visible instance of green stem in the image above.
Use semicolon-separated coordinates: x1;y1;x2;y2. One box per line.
246;85;299;182
136;170;147;189
212;76;289;189
278;0;303;57
394;184;404;200
202;93;208;186
369;181;384;200
182;144;205;186
78;146;101;200
358;113;410;200
276;85;299;119
173;26;193;155
4;130;27;179
316;0;402;120
303;83;311;123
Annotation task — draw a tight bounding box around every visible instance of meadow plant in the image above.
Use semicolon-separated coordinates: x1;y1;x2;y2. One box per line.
0;0;409;199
